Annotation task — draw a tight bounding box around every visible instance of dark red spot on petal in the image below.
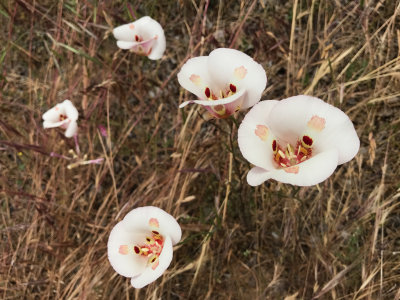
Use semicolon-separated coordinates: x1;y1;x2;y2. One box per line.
135;35;139;42
152;230;159;235
205;87;211;98
151;256;157;263
229;84;237;93
134;246;140;254
302;135;313;147
272;140;277;152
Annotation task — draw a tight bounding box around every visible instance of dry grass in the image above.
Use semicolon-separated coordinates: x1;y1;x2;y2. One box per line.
1;0;400;299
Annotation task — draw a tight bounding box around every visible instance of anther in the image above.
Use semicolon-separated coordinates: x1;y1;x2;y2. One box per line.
134;246;141;254
302;135;313;148
278;150;286;159
205;87;211;98
272;140;277;153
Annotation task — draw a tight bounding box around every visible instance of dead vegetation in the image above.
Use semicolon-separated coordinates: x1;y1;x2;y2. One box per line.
1;0;400;299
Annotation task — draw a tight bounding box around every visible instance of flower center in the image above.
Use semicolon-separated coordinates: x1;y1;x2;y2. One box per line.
133;231;164;269
272;135;313;168
203;84;237;116
59;114;67;121
203;83;237;101
130;35;157;56
134;35;143;42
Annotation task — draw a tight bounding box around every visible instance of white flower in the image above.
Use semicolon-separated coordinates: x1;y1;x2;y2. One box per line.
113;16;166;60
238;95;360;186
42;99;78;138
107;206;182;289
177;48;267;118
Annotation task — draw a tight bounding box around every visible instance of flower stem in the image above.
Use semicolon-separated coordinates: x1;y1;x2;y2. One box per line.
73;134;80;156
50;152;71;160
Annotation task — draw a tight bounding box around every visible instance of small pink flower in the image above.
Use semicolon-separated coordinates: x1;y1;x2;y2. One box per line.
113;16;166;60
107;206;182;289
238;95;360;186
42;99;78;138
177;48;267;118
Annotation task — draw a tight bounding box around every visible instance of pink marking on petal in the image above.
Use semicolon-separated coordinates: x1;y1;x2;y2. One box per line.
119;245;129;255
307;115;326;131
149;218;159;228
55;106;59;111
189;74;202;86
284;165;299;174
255;125;269;141
129;24;135;29
234;66;247;80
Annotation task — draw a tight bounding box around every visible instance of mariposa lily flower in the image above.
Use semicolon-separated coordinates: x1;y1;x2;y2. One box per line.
177;48;267;118
238;95;360;186
42;99;78;138
108;206;182;289
113;16;166;60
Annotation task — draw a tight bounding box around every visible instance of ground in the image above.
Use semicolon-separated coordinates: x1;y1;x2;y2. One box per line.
1;0;400;299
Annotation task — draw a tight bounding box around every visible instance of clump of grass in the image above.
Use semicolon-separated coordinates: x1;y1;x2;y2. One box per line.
1;0;400;299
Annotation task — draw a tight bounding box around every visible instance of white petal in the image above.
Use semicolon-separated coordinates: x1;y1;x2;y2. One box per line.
114;17;166;60
113;23;136;42
116;40;136;49
63;100;78;121
247;149;339;186
238;100;279;170
107;222;148;278
42;107;60;123
132;16;162;41
123;206;181;245
207;48;267;109
247;166;272;186
267;95;321;145
139;18;165;60
64;121;78;138
130;235;173;288
177;56;213;100
268;95;359;164
312;115;359;165
43;120;68;129
179;88;245;108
